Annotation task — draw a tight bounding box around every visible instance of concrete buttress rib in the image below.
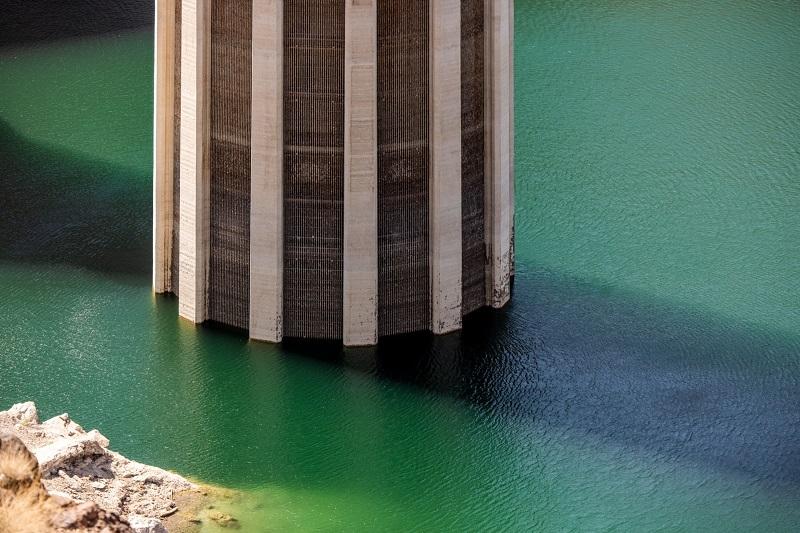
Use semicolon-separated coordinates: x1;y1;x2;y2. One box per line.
178;0;210;323
249;0;284;342
344;0;379;347
430;0;463;333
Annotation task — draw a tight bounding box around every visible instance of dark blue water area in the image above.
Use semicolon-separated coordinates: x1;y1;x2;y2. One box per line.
1;0;154;47
0;119;151;275
293;262;800;493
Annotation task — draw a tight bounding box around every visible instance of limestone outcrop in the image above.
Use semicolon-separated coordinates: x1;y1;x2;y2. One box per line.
0;402;204;532
0;432;133;532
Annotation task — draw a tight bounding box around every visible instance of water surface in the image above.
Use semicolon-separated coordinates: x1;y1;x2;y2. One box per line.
1;0;799;531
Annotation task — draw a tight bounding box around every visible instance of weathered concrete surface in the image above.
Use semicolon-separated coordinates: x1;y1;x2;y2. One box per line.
153;0;177;295
178;0;210;324
156;0;515;343
249;0;284;343
429;0;463;334
486;0;514;308
343;0;379;347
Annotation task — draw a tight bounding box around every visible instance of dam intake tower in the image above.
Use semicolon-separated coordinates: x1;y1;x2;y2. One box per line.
153;0;514;346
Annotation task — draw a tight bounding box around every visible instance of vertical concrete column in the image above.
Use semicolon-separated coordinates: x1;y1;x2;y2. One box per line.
178;0;210;323
343;0;378;346
153;0;176;294
429;0;463;333
250;0;284;343
485;0;513;308
508;0;516;278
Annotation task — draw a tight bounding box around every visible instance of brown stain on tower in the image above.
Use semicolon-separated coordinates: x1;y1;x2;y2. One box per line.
460;0;486;315
377;0;430;337
170;0;182;295
208;0;252;330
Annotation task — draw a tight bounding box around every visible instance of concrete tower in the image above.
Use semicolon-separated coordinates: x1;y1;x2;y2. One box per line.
153;0;514;346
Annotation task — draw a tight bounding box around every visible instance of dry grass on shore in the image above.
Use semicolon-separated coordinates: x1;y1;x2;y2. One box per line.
0;433;53;533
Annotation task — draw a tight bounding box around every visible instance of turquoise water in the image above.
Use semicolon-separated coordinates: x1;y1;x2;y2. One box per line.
1;1;799;531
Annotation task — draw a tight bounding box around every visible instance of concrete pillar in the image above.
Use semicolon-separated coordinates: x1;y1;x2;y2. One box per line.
486;0;513;308
178;0;210;323
429;0;463;333
343;0;379;347
153;0;176;294
509;0;516;278
249;0;284;343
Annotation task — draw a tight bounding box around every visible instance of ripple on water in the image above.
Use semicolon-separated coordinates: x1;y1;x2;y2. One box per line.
1;0;799;530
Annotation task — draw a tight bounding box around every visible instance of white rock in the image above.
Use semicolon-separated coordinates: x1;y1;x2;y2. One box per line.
86;429;110;448
42;413;86;438
36;433;108;474
132;473;164;486
3;401;39;425
49;489;79;503
128;514;168;533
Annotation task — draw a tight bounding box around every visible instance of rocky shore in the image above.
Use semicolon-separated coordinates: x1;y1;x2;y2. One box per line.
0;402;239;532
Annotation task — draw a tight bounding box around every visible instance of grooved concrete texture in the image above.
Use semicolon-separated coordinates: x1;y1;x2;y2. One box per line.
155;0;515;344
249;0;283;343
344;0;379;346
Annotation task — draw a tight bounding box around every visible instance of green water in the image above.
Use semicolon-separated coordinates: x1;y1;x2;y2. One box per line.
1;1;799;531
